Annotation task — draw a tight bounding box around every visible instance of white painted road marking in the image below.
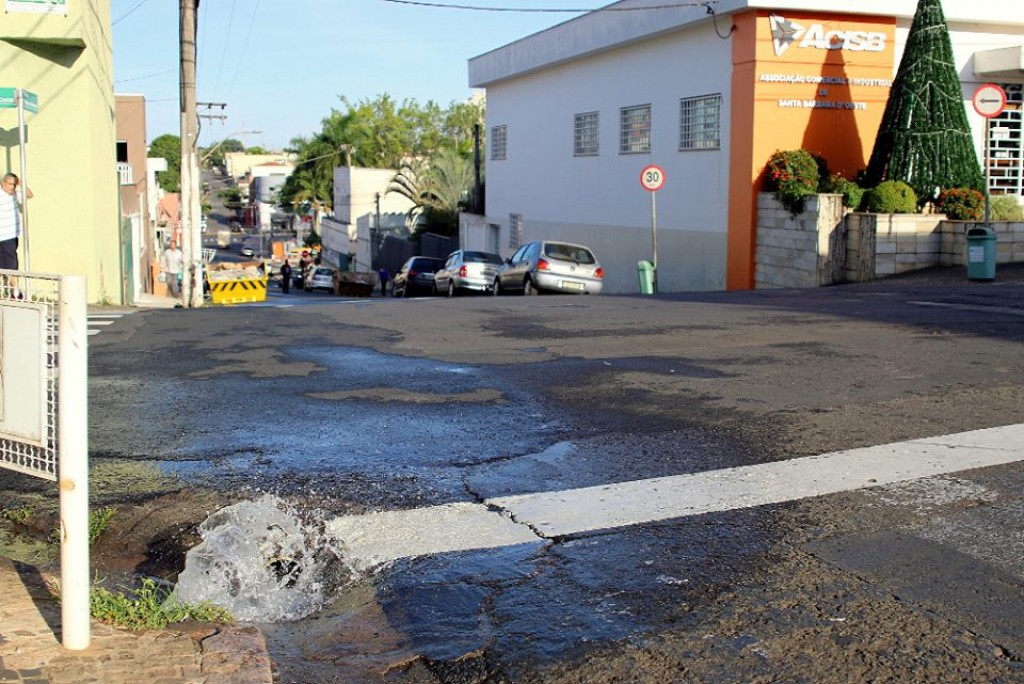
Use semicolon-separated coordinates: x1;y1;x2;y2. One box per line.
326;424;1024;571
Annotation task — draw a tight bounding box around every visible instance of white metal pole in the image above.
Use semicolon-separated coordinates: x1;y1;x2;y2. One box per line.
651;191;658;293
17;88;29;271
58;275;90;650
983;117;991;226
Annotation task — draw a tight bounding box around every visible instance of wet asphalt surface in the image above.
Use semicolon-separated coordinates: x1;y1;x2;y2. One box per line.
6;265;1024;683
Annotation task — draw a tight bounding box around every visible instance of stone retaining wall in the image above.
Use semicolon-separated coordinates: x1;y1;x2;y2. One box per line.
755;192;1024;288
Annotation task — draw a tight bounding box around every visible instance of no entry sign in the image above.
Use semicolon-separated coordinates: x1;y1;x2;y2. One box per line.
973;84;1007;118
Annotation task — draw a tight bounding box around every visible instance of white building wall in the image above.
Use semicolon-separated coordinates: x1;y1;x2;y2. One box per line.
484;22;733;293
330;166;416;272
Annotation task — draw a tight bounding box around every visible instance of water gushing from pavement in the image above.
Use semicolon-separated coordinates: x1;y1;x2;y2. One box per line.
174;494;352;621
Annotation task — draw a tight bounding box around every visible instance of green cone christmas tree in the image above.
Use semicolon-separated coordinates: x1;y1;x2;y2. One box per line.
864;0;984;201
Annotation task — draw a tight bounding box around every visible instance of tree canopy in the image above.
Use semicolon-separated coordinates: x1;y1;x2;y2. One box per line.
148;133;181;193
279;94;485;232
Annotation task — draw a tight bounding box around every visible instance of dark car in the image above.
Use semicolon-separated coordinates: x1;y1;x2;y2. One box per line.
391;256;444;298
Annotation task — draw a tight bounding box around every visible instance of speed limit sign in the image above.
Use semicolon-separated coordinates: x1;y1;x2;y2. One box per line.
640;165;666;192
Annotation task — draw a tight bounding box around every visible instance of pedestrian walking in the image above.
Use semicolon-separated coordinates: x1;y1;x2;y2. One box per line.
280;260;292;294
161;241;183;299
378;267;389;297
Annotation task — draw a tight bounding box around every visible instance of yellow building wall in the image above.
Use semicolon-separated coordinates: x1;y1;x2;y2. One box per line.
0;0;122;304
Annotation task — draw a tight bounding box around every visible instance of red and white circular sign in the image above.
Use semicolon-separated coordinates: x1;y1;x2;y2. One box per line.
973;84;1007;119
640;165;666;192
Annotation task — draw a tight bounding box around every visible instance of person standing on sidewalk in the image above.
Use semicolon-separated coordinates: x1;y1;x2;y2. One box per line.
280;259;292;294
378;266;389;297
161;241;183;300
0;173;31;271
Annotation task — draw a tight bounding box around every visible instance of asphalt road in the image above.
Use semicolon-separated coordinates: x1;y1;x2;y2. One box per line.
8;266;1024;683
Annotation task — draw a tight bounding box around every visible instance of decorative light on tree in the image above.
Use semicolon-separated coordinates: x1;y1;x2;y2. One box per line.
864;0;984;201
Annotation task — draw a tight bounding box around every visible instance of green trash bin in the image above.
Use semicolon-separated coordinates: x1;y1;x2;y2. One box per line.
965;226;997;281
637;260;655;295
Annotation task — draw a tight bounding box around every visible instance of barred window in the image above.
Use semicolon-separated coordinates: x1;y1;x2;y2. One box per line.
574;111;599;156
679;94;721;150
491;125;508;160
509;213;523;248
619;104;651;154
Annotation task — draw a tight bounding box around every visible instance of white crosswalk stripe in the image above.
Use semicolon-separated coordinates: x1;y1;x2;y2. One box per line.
88;312;132;336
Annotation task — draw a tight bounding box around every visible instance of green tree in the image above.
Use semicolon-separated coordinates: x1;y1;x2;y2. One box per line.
148;133;181;193
864;0;983;201
387;148;475;236
245;145;269;155
202;138;244;169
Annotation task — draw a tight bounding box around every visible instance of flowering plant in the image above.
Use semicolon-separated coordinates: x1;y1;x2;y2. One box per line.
936;187;985;221
764;149;821;215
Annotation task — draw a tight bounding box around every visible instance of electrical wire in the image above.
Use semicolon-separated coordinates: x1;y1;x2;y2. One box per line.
224;0;261;101
112;0;152;26
115;68;177;84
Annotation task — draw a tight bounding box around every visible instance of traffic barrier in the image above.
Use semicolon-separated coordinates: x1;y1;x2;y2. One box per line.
208;277;268;305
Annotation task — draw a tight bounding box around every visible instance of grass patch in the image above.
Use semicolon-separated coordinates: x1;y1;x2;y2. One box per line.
88;506;117;545
90;577;233;630
1;506;33;525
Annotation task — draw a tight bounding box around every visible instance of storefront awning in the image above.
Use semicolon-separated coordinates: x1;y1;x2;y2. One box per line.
974;45;1024;80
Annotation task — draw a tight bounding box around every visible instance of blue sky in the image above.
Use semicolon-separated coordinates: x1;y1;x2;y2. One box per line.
112;0;606;150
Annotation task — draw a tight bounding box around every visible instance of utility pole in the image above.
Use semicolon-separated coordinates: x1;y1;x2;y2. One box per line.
179;0;203;307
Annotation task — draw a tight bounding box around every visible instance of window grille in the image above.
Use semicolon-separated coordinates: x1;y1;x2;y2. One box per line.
619;104;651;154
987;84;1023;198
491;125;508;160
679;94;722;150
574;111;599;156
509;213;522;249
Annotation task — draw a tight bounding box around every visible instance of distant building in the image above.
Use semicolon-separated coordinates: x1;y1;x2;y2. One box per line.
468;0;1024;293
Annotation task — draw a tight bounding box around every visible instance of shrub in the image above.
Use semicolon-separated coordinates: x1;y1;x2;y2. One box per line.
822;174;864;209
990;195;1024;221
935;187;985;221
764;149;820;215
861;180;918;213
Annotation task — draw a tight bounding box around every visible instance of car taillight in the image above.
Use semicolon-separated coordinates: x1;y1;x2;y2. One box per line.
409;269;418;277
537;258;550;271
459;265;468;277
594;267;605;279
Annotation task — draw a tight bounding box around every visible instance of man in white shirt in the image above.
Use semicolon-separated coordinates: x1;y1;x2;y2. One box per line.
161;241;184;299
0;173;30;271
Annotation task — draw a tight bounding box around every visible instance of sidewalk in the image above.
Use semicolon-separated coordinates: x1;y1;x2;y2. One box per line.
0;558;273;684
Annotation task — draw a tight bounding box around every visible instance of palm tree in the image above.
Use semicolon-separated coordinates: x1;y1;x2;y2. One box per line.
387;148;475;236
290;166;333;236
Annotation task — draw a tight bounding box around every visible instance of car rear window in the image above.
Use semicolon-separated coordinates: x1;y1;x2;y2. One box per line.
413;258;443;271
465;251;503;264
544;243;595;264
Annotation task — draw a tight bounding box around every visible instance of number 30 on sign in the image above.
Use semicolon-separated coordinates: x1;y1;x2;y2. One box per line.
640;165;665;192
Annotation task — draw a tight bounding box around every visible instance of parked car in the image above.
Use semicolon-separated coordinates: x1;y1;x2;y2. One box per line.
304;267;335;293
493;241;604;295
391;256;444;298
434;250;504;297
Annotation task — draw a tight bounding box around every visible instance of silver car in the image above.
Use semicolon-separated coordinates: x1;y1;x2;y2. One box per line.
434;250;504;297
493;241;604;295
304;267;335;293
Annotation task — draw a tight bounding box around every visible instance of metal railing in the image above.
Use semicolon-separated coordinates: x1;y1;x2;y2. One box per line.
0;270;90;650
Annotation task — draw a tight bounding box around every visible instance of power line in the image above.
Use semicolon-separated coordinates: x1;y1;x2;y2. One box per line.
112;0;152;25
115;68;177;84
379;0;712;12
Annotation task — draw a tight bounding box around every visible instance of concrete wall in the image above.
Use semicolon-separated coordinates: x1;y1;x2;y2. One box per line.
327;167;415;272
756;192;1024;287
1;0;122;304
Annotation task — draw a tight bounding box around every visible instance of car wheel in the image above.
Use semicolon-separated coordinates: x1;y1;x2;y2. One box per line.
524;278;539;296
403;285;411;298
447;281;456;298
492;280;502;296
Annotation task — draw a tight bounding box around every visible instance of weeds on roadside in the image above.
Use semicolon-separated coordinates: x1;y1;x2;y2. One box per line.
89;577;233;630
1;506;33;525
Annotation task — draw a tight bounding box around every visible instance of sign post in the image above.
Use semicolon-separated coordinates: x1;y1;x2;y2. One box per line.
972;83;1007;226
640;165;665;293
